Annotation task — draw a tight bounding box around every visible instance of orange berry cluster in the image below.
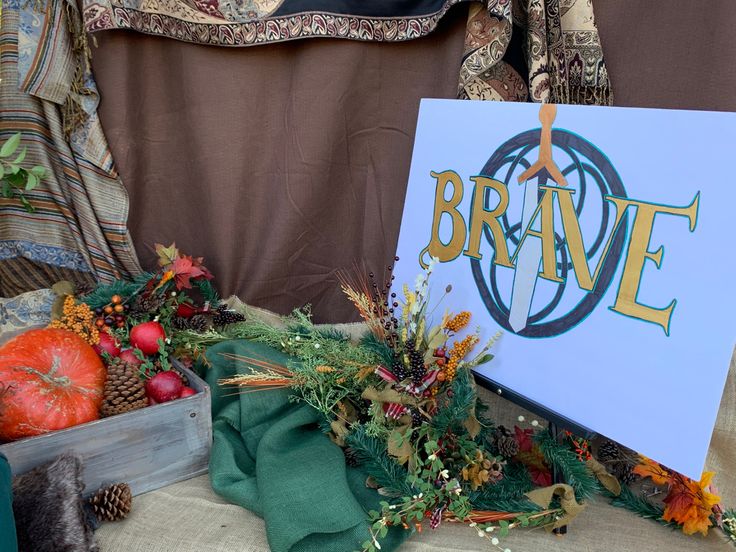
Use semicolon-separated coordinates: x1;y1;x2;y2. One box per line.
94;294;128;330
49;296;100;345
444;311;471;333
444;334;478;382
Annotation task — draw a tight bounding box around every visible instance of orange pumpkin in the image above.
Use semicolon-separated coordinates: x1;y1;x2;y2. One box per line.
0;328;106;441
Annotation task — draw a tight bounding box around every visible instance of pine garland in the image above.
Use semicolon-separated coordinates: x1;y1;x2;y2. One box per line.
316;327;351;343
431;368;476;436
535;431;599;501
605;485;677;528
359;332;394;367
471;460;539;512
81;272;154;308
346;426;414;496
193;278;220;307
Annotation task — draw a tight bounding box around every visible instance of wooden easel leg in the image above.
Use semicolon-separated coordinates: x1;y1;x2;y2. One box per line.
548;421;568;536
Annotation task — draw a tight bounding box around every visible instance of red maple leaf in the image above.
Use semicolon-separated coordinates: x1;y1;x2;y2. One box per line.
514;425;534;453
171;256;211;289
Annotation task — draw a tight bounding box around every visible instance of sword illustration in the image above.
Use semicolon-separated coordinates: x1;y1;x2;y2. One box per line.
508;104;568;333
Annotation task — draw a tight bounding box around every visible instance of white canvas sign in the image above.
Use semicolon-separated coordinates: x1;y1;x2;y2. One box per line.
393;99;736;479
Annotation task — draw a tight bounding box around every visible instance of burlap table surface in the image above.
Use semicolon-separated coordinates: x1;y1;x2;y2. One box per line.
94;302;736;551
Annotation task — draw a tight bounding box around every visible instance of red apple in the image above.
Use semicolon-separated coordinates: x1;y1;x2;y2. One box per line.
130;321;166;356
176;303;197;318
118;348;143;367
145;371;183;404
93;331;121;357
179;386;196;398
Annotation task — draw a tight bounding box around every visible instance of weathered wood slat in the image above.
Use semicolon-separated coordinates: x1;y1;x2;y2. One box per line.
0;362;212;497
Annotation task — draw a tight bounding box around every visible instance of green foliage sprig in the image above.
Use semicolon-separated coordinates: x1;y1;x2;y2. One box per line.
536;431;600;500
721;509;736;544
0;133;47;213
346;426;414;496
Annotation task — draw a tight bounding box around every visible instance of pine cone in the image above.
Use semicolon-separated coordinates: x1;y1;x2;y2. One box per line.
174;368;190;387
492;426;519;458
212;305;245;326
496;435;520;458
343;447;360;467
597;440;621;462
130;292;167;317
89;483;132;522
613;462;637;486
173;314;210;332
101;358;148;417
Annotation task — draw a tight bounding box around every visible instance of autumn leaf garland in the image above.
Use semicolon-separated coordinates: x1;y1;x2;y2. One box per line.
634;456;722;536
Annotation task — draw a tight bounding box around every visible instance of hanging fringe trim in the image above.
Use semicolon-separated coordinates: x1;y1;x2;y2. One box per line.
62;0;96;139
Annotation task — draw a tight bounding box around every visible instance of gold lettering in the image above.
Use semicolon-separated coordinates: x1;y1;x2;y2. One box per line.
463;176;513;268
552;186;629;291
420;170;467;268
609;193;700;335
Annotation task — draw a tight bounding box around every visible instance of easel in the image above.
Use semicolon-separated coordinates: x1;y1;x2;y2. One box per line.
476;103;595;535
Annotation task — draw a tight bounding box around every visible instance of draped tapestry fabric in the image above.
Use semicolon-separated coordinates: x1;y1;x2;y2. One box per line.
0;0;141;297
458;0;612;105
81;0;477;46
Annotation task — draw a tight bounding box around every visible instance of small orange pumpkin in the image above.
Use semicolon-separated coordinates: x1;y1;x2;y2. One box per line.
0;328;106;441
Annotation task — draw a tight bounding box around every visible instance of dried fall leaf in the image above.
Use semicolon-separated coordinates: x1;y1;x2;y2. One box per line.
662;472;721;536
632;456;671;486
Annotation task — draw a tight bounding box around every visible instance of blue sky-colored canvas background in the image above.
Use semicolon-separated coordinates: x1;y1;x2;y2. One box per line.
393;99;736;479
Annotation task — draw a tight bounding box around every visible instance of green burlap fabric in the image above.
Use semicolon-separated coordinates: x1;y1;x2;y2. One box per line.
0;454;18;552
205;340;407;552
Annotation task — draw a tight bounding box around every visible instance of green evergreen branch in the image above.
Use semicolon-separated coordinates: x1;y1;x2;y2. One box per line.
81;272;155;308
605;485;678;529
535;431;600;501
471;461;539;512
431;368;476;436
359;332;395;367
346;426;413;496
193;278;221;306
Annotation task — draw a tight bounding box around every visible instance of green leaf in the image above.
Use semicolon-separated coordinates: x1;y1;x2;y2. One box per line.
0;164;4;179
473;354;495;366
378;525;388;538
0;133;21;158
30;165;46;177
11;146;26;164
9;164;19;175
2;181;11;197
25;173;38;191
19;194;35;213
499;520;510;538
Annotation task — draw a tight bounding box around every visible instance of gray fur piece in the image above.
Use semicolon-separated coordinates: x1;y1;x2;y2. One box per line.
12;454;98;552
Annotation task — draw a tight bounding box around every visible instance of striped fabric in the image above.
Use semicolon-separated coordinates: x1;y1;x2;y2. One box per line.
0;0;140;297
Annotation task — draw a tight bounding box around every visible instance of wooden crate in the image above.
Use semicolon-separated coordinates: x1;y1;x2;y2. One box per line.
0;363;211;497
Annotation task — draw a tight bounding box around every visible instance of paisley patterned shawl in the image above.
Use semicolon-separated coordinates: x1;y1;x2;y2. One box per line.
82;0;476;46
459;0;612;106
81;0;612;106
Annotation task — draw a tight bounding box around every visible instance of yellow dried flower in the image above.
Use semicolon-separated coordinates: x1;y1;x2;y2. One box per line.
316;365;336;373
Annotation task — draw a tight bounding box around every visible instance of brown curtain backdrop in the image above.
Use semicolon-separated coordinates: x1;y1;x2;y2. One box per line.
91;6;468;322
92;0;736;322
593;0;736;111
